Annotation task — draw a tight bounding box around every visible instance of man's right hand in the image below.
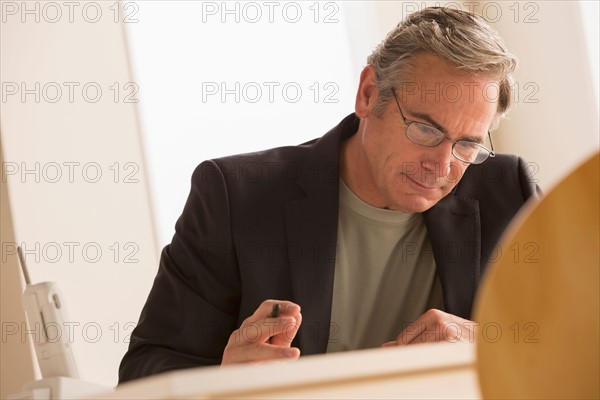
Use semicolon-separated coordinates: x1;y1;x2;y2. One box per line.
221;300;302;365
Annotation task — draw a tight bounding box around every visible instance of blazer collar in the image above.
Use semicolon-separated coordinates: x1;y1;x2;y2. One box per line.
296;113;360;195
424;194;481;319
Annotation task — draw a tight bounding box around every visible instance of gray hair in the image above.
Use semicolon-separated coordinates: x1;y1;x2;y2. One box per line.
367;7;517;129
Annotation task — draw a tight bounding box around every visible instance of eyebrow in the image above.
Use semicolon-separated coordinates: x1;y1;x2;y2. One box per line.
408;111;485;143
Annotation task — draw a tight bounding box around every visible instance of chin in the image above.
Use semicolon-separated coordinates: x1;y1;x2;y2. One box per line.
389;192;445;213
407;202;436;213
387;198;432;213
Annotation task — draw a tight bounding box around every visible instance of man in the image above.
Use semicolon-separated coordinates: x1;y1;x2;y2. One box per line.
119;7;538;381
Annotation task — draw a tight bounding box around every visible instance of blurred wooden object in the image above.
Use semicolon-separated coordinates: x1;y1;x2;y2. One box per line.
474;152;600;399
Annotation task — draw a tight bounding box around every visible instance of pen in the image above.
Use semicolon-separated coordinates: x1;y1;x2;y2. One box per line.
269;303;281;318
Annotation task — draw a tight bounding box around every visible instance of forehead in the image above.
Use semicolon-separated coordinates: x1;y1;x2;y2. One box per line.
395;53;499;136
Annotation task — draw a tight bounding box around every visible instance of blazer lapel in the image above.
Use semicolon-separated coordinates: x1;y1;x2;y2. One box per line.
285;189;338;355
424;194;481;319
284;113;359;355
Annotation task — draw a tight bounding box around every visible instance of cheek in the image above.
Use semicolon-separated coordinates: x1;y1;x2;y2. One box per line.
365;137;399;173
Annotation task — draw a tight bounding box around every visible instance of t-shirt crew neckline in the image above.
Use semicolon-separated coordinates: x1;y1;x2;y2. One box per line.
339;179;418;225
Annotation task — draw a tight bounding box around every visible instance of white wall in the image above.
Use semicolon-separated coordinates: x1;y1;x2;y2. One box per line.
1;1;158;388
490;0;599;189
579;0;599;111
125;1;357;246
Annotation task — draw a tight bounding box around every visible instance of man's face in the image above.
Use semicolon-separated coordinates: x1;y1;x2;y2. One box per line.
346;52;498;213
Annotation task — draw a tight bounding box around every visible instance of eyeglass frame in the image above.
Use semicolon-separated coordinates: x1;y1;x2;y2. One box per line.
390;88;496;165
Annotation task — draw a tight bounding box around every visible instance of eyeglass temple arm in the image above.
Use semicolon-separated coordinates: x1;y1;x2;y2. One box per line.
488;131;496;157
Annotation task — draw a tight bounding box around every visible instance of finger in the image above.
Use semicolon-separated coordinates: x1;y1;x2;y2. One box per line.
406;326;463;344
238;316;299;344
242;300;301;345
395;320;428;345
251;300;301;321
224;342;301;365
395;309;448;345
271;312;302;346
396;309;474;345
380;341;397;348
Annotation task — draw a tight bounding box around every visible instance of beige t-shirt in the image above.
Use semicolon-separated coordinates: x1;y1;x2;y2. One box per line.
326;180;444;352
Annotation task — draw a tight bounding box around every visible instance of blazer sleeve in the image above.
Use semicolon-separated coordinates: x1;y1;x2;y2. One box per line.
118;161;241;383
475;155;543;284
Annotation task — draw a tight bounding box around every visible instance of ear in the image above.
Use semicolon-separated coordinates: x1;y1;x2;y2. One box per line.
355;65;379;118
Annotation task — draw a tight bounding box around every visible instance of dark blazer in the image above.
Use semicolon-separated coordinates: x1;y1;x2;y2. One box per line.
119;113;539;383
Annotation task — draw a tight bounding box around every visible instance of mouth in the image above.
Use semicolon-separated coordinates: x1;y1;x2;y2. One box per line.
403;174;439;191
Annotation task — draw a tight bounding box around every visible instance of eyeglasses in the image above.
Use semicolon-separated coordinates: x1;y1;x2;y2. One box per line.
391;88;495;165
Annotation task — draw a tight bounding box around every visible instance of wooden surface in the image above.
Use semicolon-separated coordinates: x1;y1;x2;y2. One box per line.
98;342;479;399
474;152;600;399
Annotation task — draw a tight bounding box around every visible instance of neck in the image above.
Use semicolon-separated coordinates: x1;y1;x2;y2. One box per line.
340;120;387;209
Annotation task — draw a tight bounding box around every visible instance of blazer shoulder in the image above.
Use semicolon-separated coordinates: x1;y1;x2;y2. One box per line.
191;113;357;196
457;153;539;204
206;113;358;174
217;141;316;165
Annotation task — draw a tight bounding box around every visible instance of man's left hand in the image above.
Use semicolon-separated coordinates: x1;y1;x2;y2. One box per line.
381;309;477;347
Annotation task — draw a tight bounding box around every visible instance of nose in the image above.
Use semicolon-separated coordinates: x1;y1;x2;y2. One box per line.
421;139;455;179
